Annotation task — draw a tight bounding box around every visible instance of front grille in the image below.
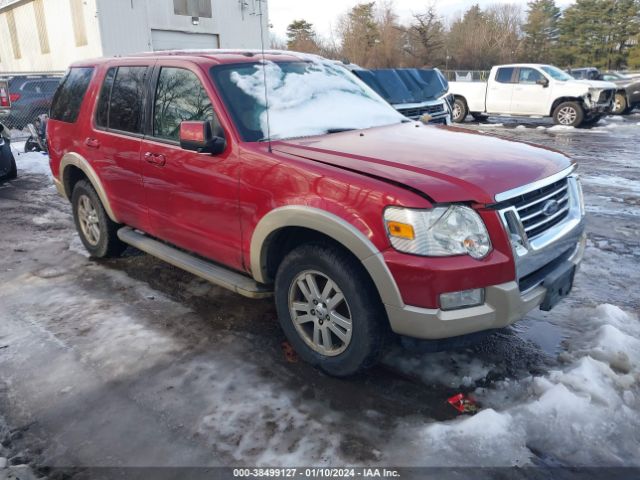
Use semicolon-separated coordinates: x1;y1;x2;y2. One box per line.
430;117;448;125
399;103;445;119
505;177;570;240
598;90;614;103
518;247;573;293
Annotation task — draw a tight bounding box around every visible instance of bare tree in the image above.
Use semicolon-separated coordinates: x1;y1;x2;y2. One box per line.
405;3;446;67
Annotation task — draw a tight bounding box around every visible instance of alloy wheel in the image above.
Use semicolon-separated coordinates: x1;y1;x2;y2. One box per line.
288;270;353;356
77;194;101;246
558;106;577;125
453;103;462;122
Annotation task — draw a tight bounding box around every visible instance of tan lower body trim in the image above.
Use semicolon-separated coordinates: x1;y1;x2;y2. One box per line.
385;281;547;340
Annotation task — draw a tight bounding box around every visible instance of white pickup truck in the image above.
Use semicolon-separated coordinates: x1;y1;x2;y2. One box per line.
449;64;616;127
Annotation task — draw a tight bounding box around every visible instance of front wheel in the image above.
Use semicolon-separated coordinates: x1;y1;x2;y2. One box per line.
553;101;584;127
612;93;627;115
452;98;468;123
71;180;126;258
275;243;388;377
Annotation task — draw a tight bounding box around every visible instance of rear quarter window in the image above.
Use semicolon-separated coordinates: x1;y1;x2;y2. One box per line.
495;68;515;84
50;67;94;123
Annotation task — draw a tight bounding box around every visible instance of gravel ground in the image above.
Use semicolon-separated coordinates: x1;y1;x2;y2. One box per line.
0;114;639;479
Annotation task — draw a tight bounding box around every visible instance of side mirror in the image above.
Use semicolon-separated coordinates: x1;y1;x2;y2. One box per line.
536;78;549;88
179;120;226;155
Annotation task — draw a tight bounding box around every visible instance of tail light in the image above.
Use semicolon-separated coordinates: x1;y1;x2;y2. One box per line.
0;87;9;107
9;93;21;103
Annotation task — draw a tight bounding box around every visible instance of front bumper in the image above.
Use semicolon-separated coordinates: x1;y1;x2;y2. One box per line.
384;170;586;340
385;235;584;339
585;103;612;114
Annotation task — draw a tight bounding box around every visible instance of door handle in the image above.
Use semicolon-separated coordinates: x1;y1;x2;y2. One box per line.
85;138;100;149
144;152;166;167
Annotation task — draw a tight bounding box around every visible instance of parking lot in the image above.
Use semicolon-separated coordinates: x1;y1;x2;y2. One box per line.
0;114;639;477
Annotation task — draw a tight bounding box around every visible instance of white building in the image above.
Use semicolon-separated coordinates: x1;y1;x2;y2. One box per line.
0;0;269;73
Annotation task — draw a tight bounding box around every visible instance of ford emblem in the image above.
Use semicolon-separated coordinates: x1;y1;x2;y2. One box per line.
542;199;560;217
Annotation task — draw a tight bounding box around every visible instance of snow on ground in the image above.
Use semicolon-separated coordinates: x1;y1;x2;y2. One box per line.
582;175;640;194
10;141;51;177
383;301;640;466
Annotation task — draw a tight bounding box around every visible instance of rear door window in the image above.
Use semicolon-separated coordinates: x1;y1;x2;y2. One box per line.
95;68;116;129
107;66;148;134
50;67;94;123
495;68;515;84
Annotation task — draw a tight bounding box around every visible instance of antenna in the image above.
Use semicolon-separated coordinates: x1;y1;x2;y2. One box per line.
257;0;272;152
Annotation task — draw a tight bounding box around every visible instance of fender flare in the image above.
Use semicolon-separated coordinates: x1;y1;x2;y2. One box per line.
249;206;404;309
59;152;120;223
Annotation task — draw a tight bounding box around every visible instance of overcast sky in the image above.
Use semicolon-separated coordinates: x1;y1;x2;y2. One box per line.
268;0;576;40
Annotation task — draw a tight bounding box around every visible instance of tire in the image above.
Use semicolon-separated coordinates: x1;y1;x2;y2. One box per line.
5;156;17;180
71;180;126;258
274;243;388;377
552;101;584;127
612;93;627;115
582;114;603;126
452;98;468;123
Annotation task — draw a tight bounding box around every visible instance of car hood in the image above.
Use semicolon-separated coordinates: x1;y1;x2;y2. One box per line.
572;79;617;90
273;123;573;204
609;78;640;89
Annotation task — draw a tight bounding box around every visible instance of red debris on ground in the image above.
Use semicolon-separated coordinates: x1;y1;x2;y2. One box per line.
281;341;299;363
447;393;479;414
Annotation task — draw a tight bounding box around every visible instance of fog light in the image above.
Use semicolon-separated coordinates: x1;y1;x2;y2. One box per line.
440;289;485;311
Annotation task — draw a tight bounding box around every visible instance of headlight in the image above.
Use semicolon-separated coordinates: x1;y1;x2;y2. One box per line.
384;205;492;259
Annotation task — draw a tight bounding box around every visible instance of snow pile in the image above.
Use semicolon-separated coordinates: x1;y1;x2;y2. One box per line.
547;125;576;131
387;304;640;466
230;60;404;140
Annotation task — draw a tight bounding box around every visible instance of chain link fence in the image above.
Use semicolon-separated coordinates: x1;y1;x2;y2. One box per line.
0;71;65;141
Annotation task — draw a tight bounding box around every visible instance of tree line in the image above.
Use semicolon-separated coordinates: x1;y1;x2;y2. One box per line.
275;0;640;71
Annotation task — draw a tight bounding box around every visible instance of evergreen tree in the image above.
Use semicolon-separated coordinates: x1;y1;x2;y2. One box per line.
558;0;640;69
338;2;380;66
286;19;320;53
522;0;561;63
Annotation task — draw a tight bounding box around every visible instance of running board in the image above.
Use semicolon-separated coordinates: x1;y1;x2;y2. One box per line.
117;227;272;299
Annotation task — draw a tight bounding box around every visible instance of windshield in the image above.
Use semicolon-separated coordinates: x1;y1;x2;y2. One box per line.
354;68;449;105
211;60;405;142
541;65;574;82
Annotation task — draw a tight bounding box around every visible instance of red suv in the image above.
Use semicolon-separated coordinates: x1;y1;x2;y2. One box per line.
48;51;586;376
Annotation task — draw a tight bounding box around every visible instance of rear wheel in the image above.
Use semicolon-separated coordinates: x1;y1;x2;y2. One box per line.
553;101;584;127
452;98;468;123
275;243;388;376
612;93;627;115
71;180;126;258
